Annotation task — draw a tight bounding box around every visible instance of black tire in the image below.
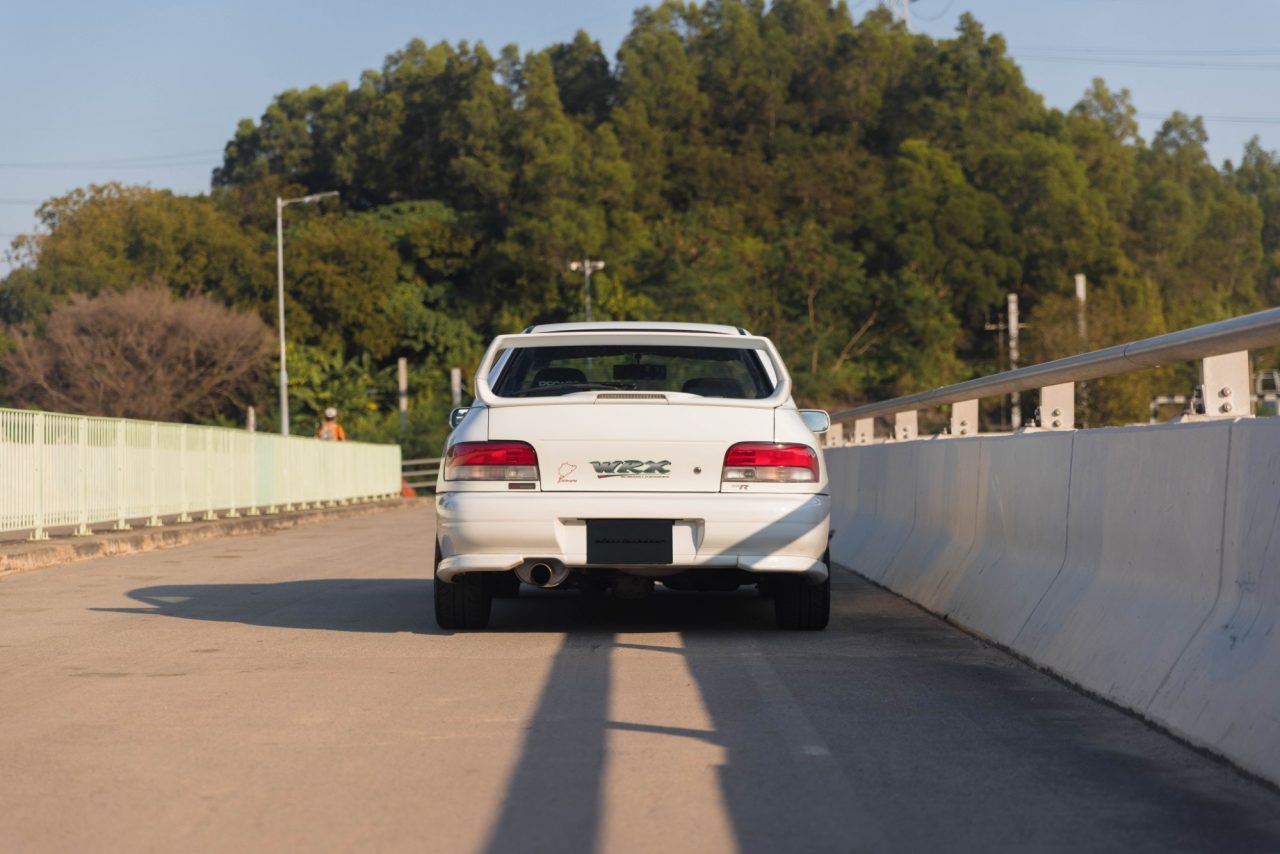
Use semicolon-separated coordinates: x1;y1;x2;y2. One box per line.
774;572;830;631
433;542;492;629
757;576;777;599
488;571;522;598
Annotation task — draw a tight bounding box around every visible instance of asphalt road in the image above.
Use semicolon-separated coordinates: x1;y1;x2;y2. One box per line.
2;500;1278;853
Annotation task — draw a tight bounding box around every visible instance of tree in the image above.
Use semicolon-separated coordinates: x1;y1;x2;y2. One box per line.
3;284;272;421
0;184;269;325
549;31;617;125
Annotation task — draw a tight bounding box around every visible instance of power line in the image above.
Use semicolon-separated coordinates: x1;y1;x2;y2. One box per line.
1015;53;1280;70
1137;111;1280;126
0;199;41;205
912;0;954;23
0;149;222;170
1016;45;1280;57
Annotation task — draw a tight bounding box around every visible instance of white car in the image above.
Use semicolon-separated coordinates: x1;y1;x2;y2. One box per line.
433;321;832;630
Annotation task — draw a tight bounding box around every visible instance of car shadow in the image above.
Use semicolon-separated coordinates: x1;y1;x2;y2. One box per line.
95;578;445;634
96;579;779;636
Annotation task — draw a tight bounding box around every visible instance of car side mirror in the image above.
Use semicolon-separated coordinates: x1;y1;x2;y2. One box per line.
800;409;830;434
449;407;471;429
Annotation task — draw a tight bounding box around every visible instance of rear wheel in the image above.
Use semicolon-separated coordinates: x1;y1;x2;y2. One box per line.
433;542;492;629
774;563;830;631
488;571;521;598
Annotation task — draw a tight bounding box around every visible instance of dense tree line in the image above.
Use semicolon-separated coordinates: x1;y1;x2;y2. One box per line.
4;2;1279;447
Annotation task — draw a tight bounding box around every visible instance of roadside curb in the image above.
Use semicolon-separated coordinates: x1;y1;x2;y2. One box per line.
0;498;417;579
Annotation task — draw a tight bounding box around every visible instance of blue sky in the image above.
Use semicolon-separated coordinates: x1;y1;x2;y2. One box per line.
4;0;1280;273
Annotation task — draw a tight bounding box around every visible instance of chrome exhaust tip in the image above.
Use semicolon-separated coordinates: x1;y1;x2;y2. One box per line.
516;561;570;588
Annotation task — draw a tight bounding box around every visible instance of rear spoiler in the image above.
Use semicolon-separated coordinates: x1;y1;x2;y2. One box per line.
473;331;793;409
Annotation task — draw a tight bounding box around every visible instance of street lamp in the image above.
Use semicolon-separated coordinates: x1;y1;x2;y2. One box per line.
276;191;339;435
569;259;605;322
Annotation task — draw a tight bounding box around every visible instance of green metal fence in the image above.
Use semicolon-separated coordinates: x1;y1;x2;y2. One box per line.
0;408;402;540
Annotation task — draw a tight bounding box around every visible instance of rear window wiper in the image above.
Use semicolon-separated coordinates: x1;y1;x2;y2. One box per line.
506;382;635;397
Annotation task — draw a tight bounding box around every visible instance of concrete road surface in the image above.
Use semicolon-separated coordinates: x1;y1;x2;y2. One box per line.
2;500;1279;853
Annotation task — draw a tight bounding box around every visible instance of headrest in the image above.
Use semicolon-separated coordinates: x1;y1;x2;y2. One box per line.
532;367;588;387
681;377;745;398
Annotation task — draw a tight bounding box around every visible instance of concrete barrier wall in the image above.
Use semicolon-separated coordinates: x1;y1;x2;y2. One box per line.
827;417;1280;784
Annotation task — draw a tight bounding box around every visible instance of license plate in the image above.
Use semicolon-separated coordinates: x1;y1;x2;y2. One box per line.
586;519;673;565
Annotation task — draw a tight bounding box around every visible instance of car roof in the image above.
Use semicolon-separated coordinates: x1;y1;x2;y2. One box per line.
523;321;749;336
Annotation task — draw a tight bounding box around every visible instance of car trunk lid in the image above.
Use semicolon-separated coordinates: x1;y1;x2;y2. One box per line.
486;398;776;492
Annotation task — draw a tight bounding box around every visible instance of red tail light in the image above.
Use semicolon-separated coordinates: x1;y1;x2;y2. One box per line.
722;442;819;483
445;441;539;481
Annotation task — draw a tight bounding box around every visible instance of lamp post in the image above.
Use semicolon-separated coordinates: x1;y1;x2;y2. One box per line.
569;259;605;322
276;191;338;435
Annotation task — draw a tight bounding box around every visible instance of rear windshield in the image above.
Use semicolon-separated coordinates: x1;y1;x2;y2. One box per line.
492;344;774;399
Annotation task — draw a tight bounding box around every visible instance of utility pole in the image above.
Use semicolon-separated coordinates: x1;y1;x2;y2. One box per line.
1075;273;1088;428
985;292;1028;430
276;191;339;435
569;259;605;322
397;357;409;436
884;0;913;30
1008;293;1021;429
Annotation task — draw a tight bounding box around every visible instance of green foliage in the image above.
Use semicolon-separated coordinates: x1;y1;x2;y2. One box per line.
1;184;268;325
6;1;1280;433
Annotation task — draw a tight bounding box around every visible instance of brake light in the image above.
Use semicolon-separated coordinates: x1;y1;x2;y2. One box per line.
445;441;539;481
722;442;819;483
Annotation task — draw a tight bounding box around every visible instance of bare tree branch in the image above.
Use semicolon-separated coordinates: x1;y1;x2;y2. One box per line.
3;283;273;421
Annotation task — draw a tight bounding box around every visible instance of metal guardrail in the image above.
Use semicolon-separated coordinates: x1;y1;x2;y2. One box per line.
832;305;1280;442
1;407;403;540
402;457;440;492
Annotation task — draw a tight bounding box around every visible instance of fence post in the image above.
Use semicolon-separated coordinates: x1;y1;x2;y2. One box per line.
265;435;280;514
177;424;192;523
282;439;295;513
247;433;261;515
29;412;49;541
202;429;218;521
113;420;132;531
74;416;90;536
146;421;163;527
225;432;241;518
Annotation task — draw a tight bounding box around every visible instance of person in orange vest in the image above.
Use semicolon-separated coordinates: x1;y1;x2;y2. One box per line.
316;407;347;441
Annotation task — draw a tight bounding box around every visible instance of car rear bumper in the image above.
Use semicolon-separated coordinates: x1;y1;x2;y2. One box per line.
434;491;830;583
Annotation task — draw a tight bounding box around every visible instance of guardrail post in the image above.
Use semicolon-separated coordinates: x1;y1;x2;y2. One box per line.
146;422;163;527
74;417;90;536
949;400;978;437
894;411;918;441
1039;383;1075;430
177;425;192;523
113;420;132;531
853;418;874;445
1200;351;1252;417
29;413;49;541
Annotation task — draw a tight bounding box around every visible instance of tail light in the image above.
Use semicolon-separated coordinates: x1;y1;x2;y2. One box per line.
445;441;539;481
722;442;819;483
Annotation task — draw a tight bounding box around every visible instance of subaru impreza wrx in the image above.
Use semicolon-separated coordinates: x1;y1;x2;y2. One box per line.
433;321;831;630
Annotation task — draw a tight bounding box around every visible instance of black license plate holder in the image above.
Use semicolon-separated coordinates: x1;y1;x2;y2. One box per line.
586;519;673;565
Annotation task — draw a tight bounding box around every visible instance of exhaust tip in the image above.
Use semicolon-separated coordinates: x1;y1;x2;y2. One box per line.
517;560;569;589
